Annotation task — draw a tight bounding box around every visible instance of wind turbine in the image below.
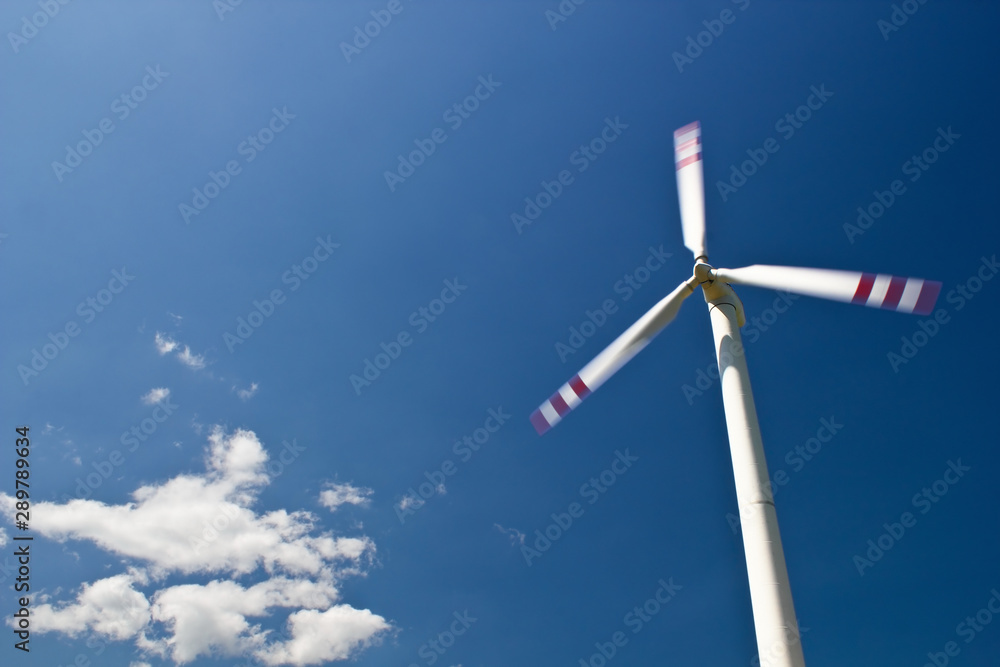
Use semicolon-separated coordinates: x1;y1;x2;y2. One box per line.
528;121;941;667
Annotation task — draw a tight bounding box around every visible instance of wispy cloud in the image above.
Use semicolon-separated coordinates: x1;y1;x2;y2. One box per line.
494;524;525;546
395;482;445;515
141;388;171;405
398;496;420;511
155;333;206;371
176;346;205;370
154;332;178;355
319;483;373;511
235;382;259;401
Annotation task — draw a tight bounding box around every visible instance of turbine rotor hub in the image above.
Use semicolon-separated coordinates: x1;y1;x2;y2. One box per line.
693;261;715;284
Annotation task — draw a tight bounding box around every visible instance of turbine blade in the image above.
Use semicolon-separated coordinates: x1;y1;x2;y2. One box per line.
674;121;707;261
713;265;942;315
530;279;696;435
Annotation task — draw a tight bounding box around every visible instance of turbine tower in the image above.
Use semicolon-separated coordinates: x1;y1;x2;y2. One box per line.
529;121;941;667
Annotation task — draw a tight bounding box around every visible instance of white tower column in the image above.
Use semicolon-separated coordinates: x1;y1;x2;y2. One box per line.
704;280;806;667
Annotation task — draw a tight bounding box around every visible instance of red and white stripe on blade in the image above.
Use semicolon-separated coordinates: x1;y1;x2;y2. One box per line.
530;280;695;435
674;121;707;260
714;265;942;315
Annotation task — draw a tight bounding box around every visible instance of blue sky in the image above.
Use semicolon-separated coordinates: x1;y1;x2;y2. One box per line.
2;1;999;665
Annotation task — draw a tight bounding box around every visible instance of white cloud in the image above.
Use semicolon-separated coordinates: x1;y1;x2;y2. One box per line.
6;429;366;576
154;332;178;355
494;524;525;546
236;382;259;401
149;578;336;663
32;572;151;641
258;605;390;666
177;346;206;370
0;527;7;547
32;574;388;666
319;483;373;511
395;483;444;514
155;333;206;371
397;495;419;512
141;388;171;405
1;428;389;665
